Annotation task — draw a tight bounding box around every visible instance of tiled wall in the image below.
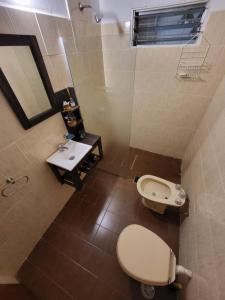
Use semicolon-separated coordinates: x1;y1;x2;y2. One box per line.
65;0;109;147
66;1;136;150
65;1;136;149
179;16;225;300
67;5;225;160
130;11;225;158
0;6;75;282
180;73;225;300
101;23;136;146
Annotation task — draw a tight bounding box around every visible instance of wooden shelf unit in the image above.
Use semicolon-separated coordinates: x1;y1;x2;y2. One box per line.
52;87;104;190
55;87;85;141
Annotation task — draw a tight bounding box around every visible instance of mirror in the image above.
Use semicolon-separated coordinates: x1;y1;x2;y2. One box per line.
0;34;56;129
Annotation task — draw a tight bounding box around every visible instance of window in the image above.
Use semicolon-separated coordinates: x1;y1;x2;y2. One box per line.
132;2;207;46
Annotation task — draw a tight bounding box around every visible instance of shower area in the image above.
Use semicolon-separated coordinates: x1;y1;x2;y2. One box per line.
63;0;137;176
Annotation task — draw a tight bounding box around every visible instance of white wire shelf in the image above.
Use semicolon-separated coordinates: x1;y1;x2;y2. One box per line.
176;34;211;81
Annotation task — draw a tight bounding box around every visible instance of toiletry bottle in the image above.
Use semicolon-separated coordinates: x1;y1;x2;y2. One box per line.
70;97;76;108
63;100;70;111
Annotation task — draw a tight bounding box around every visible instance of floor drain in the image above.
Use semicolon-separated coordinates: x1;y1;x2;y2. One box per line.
134;176;140;183
69;156;75;160
141;284;155;299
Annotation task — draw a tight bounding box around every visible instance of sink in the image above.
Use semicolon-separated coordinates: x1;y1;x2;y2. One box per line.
46;140;92;171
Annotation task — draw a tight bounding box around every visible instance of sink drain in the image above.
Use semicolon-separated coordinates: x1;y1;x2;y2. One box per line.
69;156;75;160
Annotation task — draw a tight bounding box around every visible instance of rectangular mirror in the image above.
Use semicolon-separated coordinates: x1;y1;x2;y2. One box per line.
0;34;56;129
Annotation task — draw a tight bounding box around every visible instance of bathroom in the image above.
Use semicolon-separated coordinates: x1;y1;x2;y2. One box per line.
0;0;224;299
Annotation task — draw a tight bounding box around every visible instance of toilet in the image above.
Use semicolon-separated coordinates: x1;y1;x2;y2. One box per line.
137;175;186;214
117;224;192;299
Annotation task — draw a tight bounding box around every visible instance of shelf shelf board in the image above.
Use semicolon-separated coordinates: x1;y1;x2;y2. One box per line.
67;118;83;129
62;105;80;113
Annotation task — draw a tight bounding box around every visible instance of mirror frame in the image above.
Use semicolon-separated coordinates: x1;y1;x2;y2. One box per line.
0;34;57;129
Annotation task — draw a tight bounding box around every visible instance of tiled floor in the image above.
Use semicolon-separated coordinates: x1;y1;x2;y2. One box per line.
18;148;181;300
0;284;37;300
98;146;181;182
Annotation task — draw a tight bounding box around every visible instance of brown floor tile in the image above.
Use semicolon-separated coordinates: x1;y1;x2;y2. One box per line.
91;280;129;300
18;262;73;300
18;147;180;300
75;219;100;242
27;240;99;300
44;222;106;277
107;179;140;219
98;253;140;299
0;284;37;300
92;225;118;256
101;211;134;234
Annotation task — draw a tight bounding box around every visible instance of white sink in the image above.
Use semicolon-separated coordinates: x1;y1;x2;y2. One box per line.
46;140;92;171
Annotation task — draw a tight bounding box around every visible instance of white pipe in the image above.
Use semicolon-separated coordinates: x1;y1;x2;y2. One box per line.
176;265;193;279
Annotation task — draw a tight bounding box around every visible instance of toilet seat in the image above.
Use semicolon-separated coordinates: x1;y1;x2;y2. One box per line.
117;224;176;286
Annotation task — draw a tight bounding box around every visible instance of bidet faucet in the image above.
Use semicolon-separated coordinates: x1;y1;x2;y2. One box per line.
57;143;68;152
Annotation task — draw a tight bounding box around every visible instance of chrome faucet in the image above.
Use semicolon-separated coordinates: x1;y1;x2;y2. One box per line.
58;143;68;152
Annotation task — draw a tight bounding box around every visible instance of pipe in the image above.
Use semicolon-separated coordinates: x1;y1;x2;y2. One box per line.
176;265;193;279
78;2;102;23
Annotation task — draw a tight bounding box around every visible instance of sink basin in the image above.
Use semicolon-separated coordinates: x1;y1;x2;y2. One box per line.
46;140;92;171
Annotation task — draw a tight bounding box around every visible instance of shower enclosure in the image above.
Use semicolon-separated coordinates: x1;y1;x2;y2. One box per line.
62;0;137;176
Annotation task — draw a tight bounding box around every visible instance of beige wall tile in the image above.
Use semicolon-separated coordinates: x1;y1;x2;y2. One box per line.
131;11;225;159
102;49;136;71
47;54;72;91
0;8;74;282
101;23;130;36
136;47;181;74
204;11;225;46
101;34;131;51
0;7;14;33
0;91;25;151
104;69;135;95
7;8;47;56
36;14;63;56
68;0;92;23
0;144;29;186
36;113;67;149
88;50;104;75
180;67;225;299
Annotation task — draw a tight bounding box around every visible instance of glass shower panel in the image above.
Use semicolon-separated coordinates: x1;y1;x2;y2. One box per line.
63;15;136;176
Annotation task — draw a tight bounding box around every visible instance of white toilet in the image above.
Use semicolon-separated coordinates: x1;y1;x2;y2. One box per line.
137;175;186;214
117;224;192;299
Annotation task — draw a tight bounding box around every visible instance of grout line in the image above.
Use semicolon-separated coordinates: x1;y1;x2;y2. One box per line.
35;13;49;55
100;224;119;236
25;260;75;300
0;2;70;19
41;238;98;279
27;244;128;300
50;216;119;257
130;154;138;170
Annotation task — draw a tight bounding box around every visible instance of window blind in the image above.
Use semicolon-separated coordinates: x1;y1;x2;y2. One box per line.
133;3;206;46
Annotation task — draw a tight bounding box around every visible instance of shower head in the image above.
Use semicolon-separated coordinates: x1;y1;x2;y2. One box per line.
78;2;102;23
95;14;101;23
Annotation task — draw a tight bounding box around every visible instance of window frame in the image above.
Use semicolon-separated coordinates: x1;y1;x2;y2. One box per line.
131;1;208;47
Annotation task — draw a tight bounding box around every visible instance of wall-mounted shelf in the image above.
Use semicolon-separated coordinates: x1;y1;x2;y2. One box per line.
176;34;211;81
62;105;80;113
55;87;85;141
53;87;104;190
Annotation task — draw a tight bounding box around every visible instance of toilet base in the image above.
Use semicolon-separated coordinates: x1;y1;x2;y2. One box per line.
142;198;167;214
141;284;155;299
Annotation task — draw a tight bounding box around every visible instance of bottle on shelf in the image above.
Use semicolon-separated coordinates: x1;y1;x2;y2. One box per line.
69;97;76;108
63;100;71;112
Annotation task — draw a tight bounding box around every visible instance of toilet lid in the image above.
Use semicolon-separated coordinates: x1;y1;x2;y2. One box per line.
117;224;172;286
